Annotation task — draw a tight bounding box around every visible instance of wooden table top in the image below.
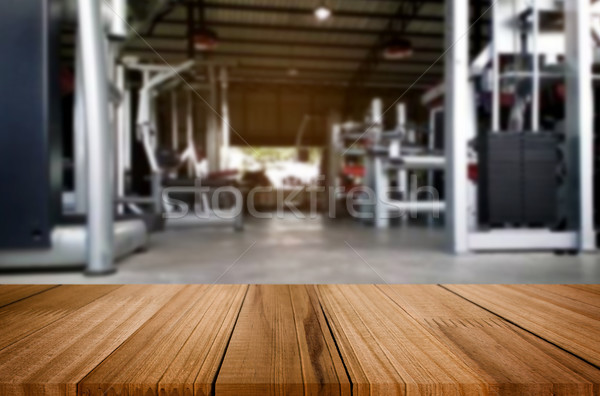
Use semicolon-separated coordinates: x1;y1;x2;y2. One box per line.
0;284;598;395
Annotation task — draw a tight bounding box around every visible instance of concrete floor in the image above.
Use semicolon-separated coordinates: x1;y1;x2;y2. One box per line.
1;214;600;284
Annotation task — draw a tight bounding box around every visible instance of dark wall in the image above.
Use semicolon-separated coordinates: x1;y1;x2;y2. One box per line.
155;83;427;149
228;83;424;147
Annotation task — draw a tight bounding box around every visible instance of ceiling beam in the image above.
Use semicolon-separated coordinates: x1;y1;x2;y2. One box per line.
62;31;449;54
121;46;444;66
230;74;439;87
221;38;447;53
233;65;442;78
120;35;449;54
161;19;447;39
209;51;440;66
183;1;445;23
228;77;432;90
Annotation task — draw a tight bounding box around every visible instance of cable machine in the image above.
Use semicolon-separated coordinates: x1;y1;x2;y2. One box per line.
444;0;596;252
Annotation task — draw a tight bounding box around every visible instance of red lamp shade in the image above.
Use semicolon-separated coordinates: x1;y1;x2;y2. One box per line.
193;28;219;51
382;37;413;60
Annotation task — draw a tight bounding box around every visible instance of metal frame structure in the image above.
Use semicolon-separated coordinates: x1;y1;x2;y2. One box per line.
369;101;446;228
445;0;595;253
0;0;153;272
122;58;243;231
329;98;446;228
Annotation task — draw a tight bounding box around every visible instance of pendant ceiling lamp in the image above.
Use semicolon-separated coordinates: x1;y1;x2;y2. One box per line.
382;37;413;60
193;0;218;51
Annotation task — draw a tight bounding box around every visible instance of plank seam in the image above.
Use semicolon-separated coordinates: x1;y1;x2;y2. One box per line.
439;284;600;371
211;284;251;396
155;285;229;395
314;288;354;396
188;285;249;395
288;285;308;396
0;285;60;310
75;285;189;396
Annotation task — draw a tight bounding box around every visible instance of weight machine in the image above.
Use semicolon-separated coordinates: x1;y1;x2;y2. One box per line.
121;58;243;231
329;99;446;227
443;0;597;252
0;0;163;272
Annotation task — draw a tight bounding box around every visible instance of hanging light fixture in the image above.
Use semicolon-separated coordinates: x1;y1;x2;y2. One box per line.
314;1;331;21
193;27;219;51
382;37;413;60
193;0;218;51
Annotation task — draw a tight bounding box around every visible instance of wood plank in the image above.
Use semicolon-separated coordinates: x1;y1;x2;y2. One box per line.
566;284;600;296
523;284;600;315
158;285;247;396
0;284;184;396
445;284;600;368
215;285;350;396
316;284;487;395
0;285;57;308
378;285;600;395
79;285;247;396
0;285;120;351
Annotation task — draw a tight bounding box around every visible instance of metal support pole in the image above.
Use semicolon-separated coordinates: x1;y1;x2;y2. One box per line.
74;37;87;214
531;0;540;132
327;112;341;194
207;65;220;172
172;91;179;150
565;0;596;251
444;0;470;253
116;65;127;214
123;86;131;172
396;103;407;202
374;155;388;228
427;107;440;226
110;0;127;39
220;67;230;170
186;89;196;177
371;98;388;228
78;0;115;274
491;3;500;132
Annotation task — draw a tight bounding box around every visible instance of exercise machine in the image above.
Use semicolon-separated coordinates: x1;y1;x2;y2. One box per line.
0;0;178;272
328;99;446;227
123;58;243;231
442;0;598;252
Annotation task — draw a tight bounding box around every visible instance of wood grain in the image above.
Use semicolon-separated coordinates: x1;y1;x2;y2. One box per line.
567;284;600;295
445;284;600;368
0;285;120;351
317;284;487;395
530;285;600;309
0;284;597;395
158;285;247;396
0;284;183;396
378;285;600;395
216;285;350;396
0;285;56;308
79;285;247;396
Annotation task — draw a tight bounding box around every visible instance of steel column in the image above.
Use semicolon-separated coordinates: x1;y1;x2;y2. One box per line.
531;0;540;132
73;37;87;214
565;0;596;251
78;0;115;274
172;91;179;150
116;65;127;214
206;65;220;172
444;0;470;253
220;67;230;171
